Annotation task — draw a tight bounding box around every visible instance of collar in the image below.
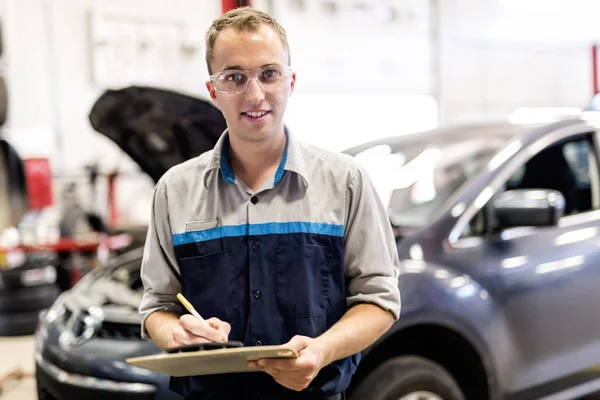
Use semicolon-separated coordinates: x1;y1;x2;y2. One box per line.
203;127;309;189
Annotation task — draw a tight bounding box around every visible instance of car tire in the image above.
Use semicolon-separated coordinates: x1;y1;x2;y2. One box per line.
350;356;465;400
0;284;59;313
0;309;41;336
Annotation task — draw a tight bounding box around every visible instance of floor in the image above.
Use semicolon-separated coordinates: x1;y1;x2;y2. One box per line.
0;335;36;400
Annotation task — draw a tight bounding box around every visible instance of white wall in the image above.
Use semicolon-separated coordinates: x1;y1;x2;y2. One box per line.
257;0;599;127
1;0;599;226
437;0;598;124
2;0;221;225
254;0;438;150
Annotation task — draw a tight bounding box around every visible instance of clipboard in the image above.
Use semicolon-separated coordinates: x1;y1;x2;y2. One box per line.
126;344;299;377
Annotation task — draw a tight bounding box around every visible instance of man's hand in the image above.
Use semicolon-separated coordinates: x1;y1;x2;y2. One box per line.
247;335;330;391
169;315;231;348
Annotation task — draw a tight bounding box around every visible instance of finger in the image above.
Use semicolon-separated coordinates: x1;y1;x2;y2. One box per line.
206;317;231;338
255;358;303;371
168;333;185;349
179;315;227;342
172;325;212;345
286;335;311;353
179;315;226;342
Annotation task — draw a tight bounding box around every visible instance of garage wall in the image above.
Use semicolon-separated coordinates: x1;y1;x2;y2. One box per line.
253;0;438;151
2;0;221;225
438;0;598;124
4;0;220;166
1;0;599;226
255;0;599;127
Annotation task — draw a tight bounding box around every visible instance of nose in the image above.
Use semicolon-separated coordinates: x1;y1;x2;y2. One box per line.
244;77;265;104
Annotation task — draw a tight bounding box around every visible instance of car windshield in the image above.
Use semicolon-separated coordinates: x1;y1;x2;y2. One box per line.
353;136;507;228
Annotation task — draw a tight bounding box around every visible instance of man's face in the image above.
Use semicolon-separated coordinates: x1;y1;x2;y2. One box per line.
206;24;295;143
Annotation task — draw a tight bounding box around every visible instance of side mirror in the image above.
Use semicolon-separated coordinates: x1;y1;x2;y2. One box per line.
493;189;565;228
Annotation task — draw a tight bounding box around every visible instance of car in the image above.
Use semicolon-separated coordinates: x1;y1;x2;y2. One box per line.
36;84;600;400
345;117;600;400
34;86;227;400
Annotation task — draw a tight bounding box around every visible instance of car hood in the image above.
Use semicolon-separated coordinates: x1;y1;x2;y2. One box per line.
63;247;145;325
88;86;227;183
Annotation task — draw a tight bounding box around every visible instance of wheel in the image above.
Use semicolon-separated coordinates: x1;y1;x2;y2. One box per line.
350;356;465;400
0;284;59;313
0;309;41;336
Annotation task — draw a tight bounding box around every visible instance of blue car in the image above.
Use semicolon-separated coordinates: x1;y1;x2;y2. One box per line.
35;86;226;400
345;117;600;400
35;86;600;400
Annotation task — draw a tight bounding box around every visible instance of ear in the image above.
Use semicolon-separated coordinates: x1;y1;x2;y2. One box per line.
205;81;220;108
289;72;296;97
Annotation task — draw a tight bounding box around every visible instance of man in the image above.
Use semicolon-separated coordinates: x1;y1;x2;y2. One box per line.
139;7;400;400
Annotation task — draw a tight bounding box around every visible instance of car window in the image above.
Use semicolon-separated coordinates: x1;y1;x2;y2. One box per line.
506;137;594;215
354;139;504;229
460;207;487;238
460;134;598;239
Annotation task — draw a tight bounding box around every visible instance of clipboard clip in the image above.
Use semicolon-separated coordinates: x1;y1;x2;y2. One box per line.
166;341;244;354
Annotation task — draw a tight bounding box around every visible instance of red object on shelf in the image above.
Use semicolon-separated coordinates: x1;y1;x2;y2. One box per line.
222;0;251;13
222;0;236;13
24;158;54;210
107;171;120;228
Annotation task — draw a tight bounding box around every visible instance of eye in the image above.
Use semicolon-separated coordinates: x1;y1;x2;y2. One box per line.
262;69;282;79
225;72;245;82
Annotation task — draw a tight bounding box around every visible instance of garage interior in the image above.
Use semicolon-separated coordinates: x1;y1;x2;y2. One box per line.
1;0;600;399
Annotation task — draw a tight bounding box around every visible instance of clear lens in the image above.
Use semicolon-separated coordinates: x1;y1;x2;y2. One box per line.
212;66;291;94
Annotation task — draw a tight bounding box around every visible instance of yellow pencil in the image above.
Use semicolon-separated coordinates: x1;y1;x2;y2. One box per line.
177;293;208;326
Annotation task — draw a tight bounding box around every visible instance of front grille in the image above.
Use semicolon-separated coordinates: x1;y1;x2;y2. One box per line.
57;305;141;343
96;321;141;339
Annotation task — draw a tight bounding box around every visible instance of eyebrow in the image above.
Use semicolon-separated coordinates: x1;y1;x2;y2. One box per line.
220;63;282;71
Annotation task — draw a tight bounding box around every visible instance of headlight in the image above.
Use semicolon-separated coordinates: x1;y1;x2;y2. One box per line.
44;294;67;324
20;265;57;287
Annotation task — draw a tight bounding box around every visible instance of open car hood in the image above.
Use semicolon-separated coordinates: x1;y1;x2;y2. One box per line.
89;86;227;183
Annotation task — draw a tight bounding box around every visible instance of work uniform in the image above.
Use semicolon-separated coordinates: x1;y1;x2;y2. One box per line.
139;130;401;399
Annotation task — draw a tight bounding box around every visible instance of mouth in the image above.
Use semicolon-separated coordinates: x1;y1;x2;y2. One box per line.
241;110;271;121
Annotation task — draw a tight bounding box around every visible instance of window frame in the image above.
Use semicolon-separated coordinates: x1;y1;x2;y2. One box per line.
448;127;600;249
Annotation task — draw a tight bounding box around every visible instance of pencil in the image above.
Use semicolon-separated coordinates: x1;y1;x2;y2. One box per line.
176;293;208;326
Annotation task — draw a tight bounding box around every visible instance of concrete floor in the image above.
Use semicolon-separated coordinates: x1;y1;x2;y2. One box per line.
0;335;36;400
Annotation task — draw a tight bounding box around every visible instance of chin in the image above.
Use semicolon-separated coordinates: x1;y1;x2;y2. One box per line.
235;125;280;142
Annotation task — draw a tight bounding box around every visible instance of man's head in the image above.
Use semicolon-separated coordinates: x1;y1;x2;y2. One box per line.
205;7;295;144
205;7;290;75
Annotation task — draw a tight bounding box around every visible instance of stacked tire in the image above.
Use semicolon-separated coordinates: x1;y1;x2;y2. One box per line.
0;253;60;336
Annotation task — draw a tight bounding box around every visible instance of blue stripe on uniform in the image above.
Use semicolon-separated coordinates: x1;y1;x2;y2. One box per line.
172;222;344;246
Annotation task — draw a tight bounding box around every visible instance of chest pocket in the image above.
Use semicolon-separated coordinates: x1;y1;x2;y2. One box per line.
276;245;333;337
177;220;242;323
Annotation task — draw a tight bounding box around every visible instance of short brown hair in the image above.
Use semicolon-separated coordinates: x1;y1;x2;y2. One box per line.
205;7;291;74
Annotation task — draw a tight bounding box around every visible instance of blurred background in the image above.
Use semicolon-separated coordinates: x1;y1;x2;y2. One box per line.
0;1;599;399
1;0;598;227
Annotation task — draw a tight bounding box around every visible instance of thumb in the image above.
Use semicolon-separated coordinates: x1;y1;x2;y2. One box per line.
286;335;311;353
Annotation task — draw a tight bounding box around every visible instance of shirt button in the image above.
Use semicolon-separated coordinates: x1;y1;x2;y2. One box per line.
253;290;262;299
252;242;260;250
250;196;259;204
255;340;263;346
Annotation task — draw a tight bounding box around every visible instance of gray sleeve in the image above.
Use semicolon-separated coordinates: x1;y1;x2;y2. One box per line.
138;178;184;339
344;165;401;319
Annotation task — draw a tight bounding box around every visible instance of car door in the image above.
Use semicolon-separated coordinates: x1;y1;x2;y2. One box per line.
448;131;600;397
